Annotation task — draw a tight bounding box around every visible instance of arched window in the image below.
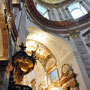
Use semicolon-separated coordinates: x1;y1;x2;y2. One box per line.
36;3;49;19
68;2;88;19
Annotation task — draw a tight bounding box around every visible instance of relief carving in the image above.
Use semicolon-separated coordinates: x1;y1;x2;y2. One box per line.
59;64;79;90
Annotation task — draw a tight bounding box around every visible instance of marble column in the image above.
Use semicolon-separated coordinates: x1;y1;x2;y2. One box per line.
73;36;90;77
0;72;9;90
81;1;90;11
86;0;90;3
57;8;62;21
48;8;53;20
15;7;28;44
64;7;71;19
66;8;73;19
52;8;57;21
58;8;66;20
53;8;60;21
13;7;21;30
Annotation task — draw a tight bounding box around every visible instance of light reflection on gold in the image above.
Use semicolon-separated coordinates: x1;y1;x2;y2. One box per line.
15;58;34;74
26;40;50;60
47;81;60;90
21;67;28;72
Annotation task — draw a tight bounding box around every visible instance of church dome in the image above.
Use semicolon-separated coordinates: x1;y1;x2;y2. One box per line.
23;0;90;33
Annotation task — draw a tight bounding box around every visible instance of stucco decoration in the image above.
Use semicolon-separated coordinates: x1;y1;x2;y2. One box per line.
0;10;8;61
60;64;79;89
26;26;88;90
27;26;72;64
26;39;56;69
45;58;56;71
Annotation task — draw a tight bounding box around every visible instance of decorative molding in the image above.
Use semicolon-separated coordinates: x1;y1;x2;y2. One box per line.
47;81;60;89
68;30;80;38
0;10;9;70
59;64;78;89
23;0;90;33
46;65;56;74
37;0;73;8
82;29;90;36
58;52;74;64
61;64;70;77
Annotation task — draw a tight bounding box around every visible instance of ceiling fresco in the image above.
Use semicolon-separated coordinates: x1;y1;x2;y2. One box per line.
36;0;73;8
39;0;65;4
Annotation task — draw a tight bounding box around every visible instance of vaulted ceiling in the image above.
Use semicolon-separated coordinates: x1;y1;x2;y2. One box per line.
36;0;73;7
38;0;65;4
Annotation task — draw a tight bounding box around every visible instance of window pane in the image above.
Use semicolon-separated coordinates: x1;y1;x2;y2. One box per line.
36;4;46;15
80;4;87;14
44;12;49;19
71;9;84;19
68;2;80;12
68;2;88;19
36;4;49;19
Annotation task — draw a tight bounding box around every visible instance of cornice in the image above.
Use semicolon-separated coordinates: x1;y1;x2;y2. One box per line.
24;0;90;34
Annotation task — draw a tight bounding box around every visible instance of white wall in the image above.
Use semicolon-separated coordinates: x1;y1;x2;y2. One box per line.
26;26;90;90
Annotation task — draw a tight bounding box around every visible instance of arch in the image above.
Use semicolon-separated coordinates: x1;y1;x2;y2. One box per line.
26;39;57;69
45;58;56;71
26;26;88;89
23;0;90;33
26;26;72;64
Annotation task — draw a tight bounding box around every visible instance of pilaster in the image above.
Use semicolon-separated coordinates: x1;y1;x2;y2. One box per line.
71;32;90;77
